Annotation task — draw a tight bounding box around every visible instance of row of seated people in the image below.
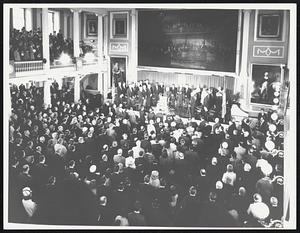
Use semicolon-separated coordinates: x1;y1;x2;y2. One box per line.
10;28;93;63
8;82;284;227
114;80;232;122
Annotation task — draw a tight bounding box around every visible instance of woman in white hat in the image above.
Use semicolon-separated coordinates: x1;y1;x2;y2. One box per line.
149;170;161;188
247;193;270;222
22;187;37;219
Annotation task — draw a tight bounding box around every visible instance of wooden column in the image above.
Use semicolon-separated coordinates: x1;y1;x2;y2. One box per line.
129;9;138;84
97;14;104;94
73;10;80;58
238;9;251;108
42;8;50;70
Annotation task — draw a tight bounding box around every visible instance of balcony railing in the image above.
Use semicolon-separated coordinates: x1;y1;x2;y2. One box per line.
11;56;100;76
14;60;44;73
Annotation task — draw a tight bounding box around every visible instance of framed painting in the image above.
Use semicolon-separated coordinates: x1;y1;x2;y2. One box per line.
113;18;127;38
110;56;127;87
110;12;128;39
257;12;282;39
250;64;282;105
87;19;97;36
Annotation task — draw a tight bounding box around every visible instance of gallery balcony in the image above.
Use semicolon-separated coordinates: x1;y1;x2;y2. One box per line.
9;53;100;79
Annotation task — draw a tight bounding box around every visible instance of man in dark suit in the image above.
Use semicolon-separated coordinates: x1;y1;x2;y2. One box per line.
32;154;50;190
97;196;115;226
174;186;202;226
127;200;147;226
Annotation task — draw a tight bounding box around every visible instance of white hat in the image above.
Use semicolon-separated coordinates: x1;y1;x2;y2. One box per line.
243;131;249;137
22;187;32;197
251;202;270;220
273;98;279;104
265;140;275;151
78;137;84;143
271;112;279;121
260;162;273;176
89;165;97;173
222;142;228;149
170;121;176;127
216;181;223;189
269;124;277;132
244;163;252;172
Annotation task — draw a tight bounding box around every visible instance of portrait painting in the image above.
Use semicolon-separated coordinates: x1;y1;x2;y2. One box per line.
87;19;97;36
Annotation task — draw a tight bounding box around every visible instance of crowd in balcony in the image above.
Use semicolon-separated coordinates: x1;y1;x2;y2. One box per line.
49;30;74;63
9;28;43;62
10;28;93;63
8;79;284;227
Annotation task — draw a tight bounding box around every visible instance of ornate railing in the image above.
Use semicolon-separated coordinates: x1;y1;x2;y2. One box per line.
14;60;44;73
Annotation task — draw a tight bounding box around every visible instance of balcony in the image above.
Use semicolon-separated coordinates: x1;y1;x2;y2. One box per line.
9;55;101;79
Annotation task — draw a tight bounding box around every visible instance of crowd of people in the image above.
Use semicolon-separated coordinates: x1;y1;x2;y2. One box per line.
10;28;43;61
49;30;74;63
8;79;284;227
10;28;93;63
114;80;232;122
114;80;164;112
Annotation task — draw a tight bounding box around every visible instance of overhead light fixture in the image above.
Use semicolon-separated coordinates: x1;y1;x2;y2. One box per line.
58;53;71;65
84;52;95;63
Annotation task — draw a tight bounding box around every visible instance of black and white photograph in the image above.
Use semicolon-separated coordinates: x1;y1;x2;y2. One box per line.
3;3;296;230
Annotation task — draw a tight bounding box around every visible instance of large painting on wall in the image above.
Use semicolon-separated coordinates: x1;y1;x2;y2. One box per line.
138;10;238;72
110;57;126;87
250;64;282;105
